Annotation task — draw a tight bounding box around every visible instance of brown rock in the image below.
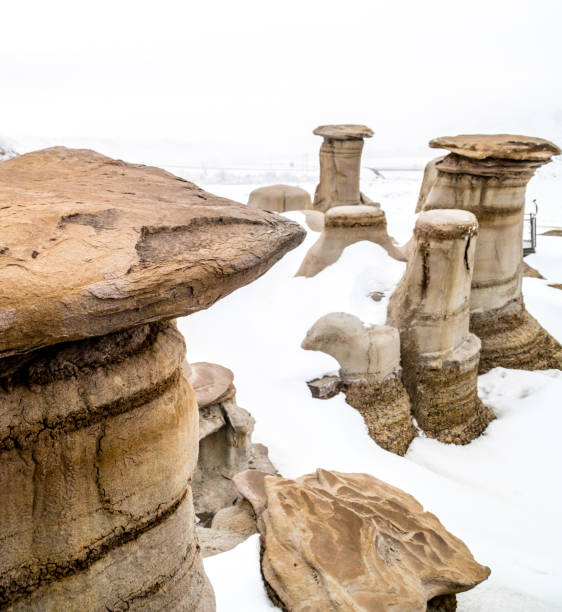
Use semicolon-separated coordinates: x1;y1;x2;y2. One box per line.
388;210;494;444
429;133;560;161
190;361;235;408
420;135;562;372
302;313;415;455
0;147;305;359
296;205;405;278
248;184;312;213
236;469;490;611
312;124;375;212
0;148;305;610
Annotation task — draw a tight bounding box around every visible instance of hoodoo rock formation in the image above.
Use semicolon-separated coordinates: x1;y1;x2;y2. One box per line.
0;147;305;610
188;361;276;525
247;184;311;213
388;210;495;444
312;124;375;212
235;469;491;611
296;204;405;277
302;313;415;455
418;134;562;372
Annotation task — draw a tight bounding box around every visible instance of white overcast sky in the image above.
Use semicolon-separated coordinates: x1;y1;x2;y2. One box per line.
1;0;561;165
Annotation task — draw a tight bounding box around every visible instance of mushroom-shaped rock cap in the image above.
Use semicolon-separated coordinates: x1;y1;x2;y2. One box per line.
313;124;374;140
247;184;311;213
415;209;478;240
325;204;385;227
189;362;235;408
0;147;305;357
429;134;561;161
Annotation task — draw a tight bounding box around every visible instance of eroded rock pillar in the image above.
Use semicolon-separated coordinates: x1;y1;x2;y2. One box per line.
302;312;415;455
0;146;305;610
388;209;494;444
312;124;375;212
419;134;562;372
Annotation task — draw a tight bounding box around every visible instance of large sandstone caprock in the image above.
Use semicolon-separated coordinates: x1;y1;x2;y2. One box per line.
418;134;562;373
302;313;415;455
312;124;375;212
0;147;305;611
388;210;495;444
247;184;311;213
296;204;405;277
234;469;491;612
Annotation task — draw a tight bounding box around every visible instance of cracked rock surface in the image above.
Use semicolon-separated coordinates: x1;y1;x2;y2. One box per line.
0;147;305;359
235;469;490;612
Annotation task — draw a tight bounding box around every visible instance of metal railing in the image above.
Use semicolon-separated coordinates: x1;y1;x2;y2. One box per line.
523;199;538;256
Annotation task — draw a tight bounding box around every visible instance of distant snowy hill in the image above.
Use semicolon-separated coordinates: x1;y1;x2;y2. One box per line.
0;138;17;161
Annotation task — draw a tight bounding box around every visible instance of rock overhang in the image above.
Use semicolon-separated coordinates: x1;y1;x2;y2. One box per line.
0;147;306;358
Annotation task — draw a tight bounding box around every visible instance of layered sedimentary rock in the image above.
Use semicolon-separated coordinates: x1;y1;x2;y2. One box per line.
248;184;311;213
418;134;562;372
296;204;404;277
188;362;276;524
312;124;375;212
235;469;490;611
0;147;305;610
388;210;494;444
302;313;415;455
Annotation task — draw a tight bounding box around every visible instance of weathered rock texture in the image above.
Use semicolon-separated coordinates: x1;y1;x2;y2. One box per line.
0;147;305;610
0;147;305;359
312;124;375;212
302;313;415;455
189;362;277;525
419;134;562;372
388;210;494;444
248;184;311;213
296;205;404;277
235;469;490;611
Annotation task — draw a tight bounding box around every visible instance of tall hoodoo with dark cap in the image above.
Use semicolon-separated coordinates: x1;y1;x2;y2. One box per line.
417;134;562;372
312;124;375;212
0;147;305;610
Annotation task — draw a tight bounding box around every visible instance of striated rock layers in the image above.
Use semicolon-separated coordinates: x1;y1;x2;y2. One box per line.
302;313;415;455
419;134;562;373
0;147;305;610
388;210;494;444
296;204;404;277
235;469;491;611
188;361;277;525
312;124;376;212
248;184;311;213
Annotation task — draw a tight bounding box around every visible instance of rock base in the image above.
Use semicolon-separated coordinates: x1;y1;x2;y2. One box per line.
343;374;416;455
471;307;562;374
402;337;495;444
0;321;214;611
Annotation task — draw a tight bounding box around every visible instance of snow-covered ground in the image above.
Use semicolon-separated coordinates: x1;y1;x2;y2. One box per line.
176;167;562;611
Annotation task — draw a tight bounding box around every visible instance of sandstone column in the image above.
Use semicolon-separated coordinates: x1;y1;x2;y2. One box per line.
0;147;305;611
312;124;375;212
302;313;416;455
388;209;494;444
418;134;562;372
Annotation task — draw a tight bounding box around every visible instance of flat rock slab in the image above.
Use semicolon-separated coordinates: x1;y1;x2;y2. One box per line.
189;361;235;408
314;124;374;140
429;134;560;161
0;147;305;358
237;469;490;611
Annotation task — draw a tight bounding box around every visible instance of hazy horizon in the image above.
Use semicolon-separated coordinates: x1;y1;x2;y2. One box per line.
2;0;562;166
